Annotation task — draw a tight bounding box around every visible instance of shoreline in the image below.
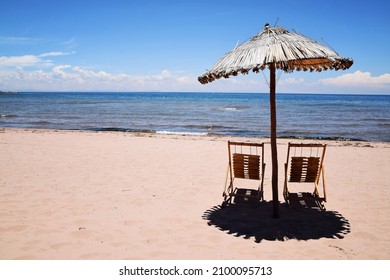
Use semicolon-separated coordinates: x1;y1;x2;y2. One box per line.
1;127;385;145
1;128;389;259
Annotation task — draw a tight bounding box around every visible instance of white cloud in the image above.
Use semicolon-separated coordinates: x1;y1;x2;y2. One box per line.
0;36;37;44
279;77;305;85
52;65;73;80
0;64;203;92
0;52;75;69
39;51;75;57
0;55;51;68
1;52;389;94
156;69;172;79
320;71;390;90
61;37;76;46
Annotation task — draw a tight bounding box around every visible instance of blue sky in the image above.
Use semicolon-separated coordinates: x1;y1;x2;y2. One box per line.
0;0;389;93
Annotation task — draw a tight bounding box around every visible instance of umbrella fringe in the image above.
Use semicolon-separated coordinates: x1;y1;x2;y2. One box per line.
198;25;353;84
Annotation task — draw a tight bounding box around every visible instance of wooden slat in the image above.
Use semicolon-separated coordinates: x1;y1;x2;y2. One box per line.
306;157;320;182
288;143;326;148
232;153;260;180
228;141;264;148
289;157;320;182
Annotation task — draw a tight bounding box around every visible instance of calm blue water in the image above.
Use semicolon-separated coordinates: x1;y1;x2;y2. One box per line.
1;92;389;142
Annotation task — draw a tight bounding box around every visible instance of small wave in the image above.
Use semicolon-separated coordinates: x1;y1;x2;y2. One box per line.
360;118;390;122
279;135;367;142
63;101;118;105
85;127;157;133
157;130;208;136
1;114;17;118
63;116;81;120
183;125;225;130
224;105;251;111
30;121;51;125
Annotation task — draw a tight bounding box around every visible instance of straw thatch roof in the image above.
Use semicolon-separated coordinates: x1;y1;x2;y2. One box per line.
198;24;353;84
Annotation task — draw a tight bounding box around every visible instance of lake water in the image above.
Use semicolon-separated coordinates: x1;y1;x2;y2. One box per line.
1;92;389;142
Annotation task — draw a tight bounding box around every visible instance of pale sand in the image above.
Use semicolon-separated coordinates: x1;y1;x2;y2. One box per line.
0;128;389;260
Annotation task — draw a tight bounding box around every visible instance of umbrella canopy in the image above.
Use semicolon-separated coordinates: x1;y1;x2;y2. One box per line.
198;24;352;84
198;23;353;218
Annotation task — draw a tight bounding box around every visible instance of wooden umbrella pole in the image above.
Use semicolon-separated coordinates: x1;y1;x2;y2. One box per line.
269;62;279;218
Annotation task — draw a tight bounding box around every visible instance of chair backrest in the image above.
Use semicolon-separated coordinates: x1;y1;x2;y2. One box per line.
228;141;264;181
286;143;326;183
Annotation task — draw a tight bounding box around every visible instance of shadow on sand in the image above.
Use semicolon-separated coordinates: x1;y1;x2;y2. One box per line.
202;201;350;243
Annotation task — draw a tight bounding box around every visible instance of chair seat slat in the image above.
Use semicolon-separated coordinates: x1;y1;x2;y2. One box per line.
289;156;320;182
233;153;261;180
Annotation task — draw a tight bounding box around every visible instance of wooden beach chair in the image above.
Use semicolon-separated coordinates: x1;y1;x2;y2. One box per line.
222;141;266;207
283;143;327;210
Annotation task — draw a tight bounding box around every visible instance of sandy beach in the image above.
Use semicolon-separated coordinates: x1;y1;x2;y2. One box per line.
0;128;389;260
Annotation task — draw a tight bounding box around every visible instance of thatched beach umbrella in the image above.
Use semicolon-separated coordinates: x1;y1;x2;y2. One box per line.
198;23;353;218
